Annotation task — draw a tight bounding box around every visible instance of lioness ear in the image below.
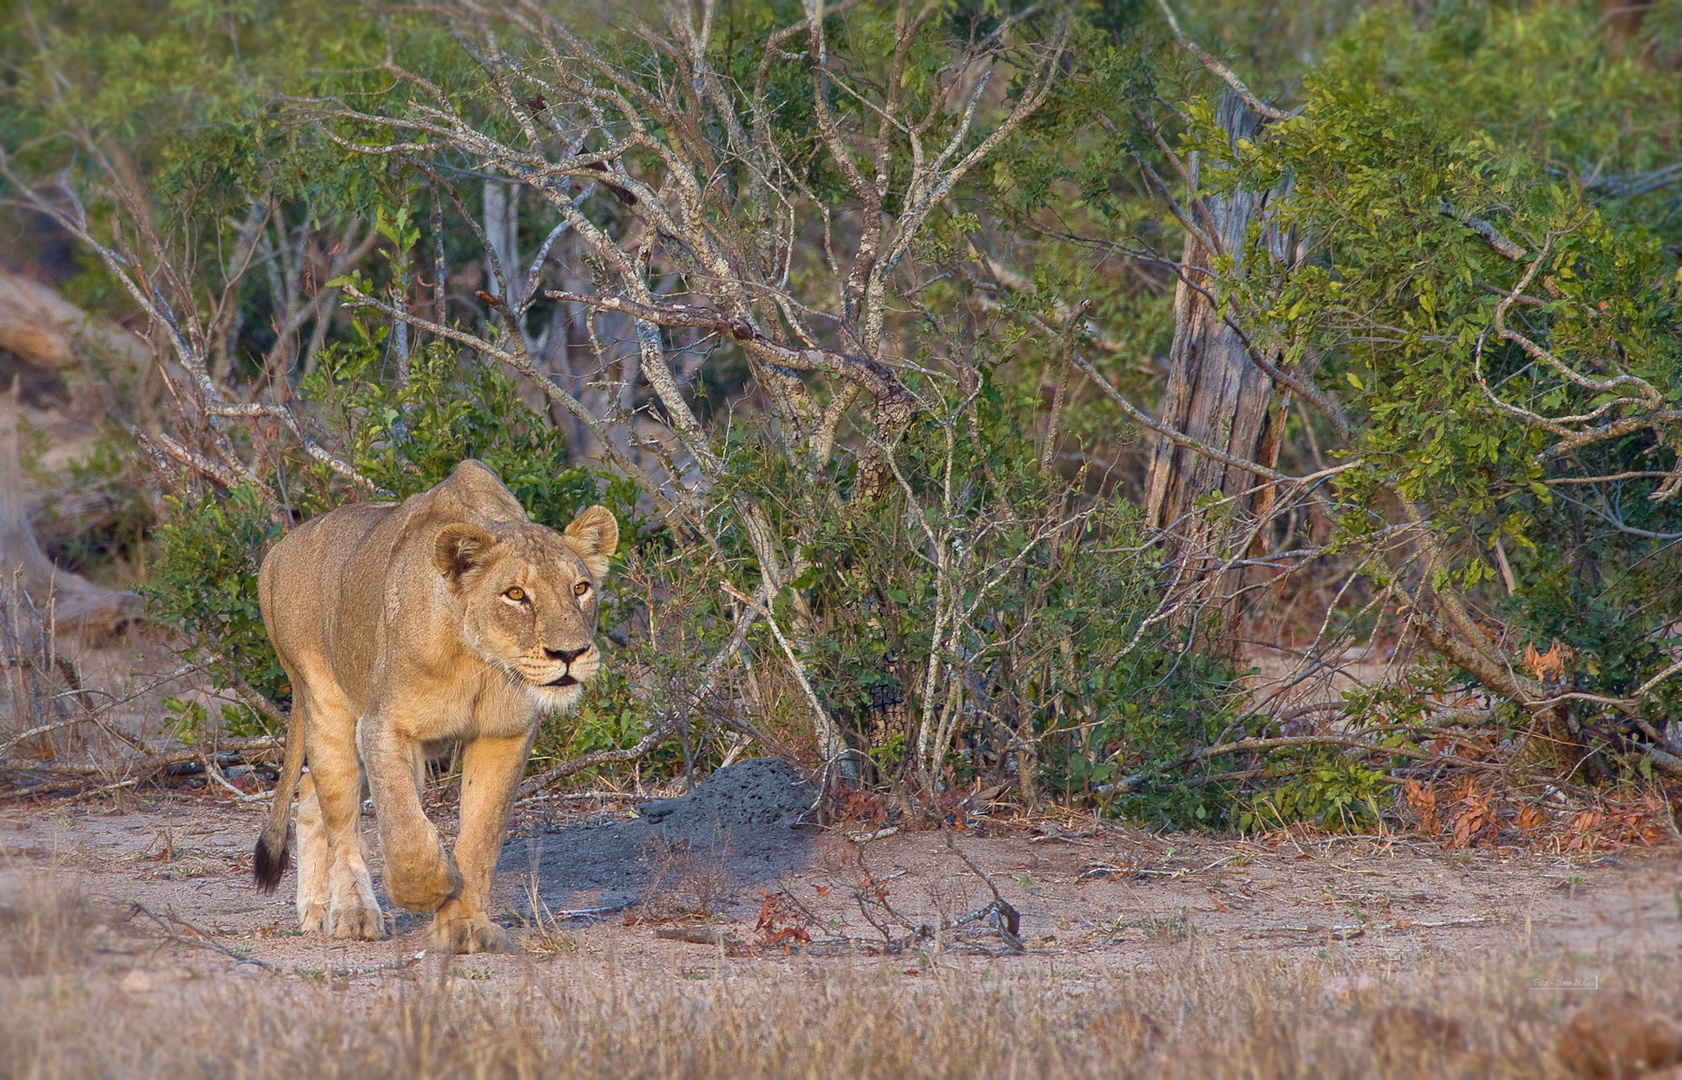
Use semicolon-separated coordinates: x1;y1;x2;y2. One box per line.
562;505;619;580
434;523;496;590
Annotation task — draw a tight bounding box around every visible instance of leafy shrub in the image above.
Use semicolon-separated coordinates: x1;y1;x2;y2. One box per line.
1240;761;1392;834
1184;3;1682;769
297;329;616;528
145;481;286;707
620;367;1248;825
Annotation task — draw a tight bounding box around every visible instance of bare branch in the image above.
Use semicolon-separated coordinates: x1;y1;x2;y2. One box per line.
1152;0;1292;123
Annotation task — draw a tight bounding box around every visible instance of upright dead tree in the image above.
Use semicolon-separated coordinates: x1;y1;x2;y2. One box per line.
482;180;519;303
1145;91;1294;642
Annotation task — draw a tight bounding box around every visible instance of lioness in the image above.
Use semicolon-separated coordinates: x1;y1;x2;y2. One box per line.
251;460;617;952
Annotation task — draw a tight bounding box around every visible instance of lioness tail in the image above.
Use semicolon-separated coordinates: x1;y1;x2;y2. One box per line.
253;699;307;893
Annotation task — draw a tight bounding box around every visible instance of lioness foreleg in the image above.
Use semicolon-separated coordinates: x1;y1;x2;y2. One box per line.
361;715;463;912
430;730;535;953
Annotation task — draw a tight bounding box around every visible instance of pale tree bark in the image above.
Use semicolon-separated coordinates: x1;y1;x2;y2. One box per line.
0;384;140;635
0;272;145;634
482;181;518;301
0;269;149;372
1145;91;1293;643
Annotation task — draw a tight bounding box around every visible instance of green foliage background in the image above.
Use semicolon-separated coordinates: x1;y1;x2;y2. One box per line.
6;0;1681;828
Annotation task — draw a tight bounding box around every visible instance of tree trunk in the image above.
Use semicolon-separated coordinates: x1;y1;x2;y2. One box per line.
1601;0;1654;42
483;181;518;300
1145;91;1292;645
0;384;141;636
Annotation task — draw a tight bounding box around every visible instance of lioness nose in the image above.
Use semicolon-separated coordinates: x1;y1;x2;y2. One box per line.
545;645;589;665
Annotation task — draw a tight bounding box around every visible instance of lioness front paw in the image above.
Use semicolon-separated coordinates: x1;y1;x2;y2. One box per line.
384;851;464;913
431;904;509;954
329;896;387;940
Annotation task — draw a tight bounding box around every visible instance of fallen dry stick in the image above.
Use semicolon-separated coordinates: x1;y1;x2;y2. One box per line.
125;901;280;974
944;831;1024;952
1249;916;1495;939
332;953;427;979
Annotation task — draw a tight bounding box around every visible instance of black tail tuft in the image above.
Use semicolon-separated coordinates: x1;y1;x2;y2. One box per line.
253;834;289;893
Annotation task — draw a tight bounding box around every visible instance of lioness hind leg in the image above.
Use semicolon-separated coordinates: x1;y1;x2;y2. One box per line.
303;694;385;941
294;772;330;934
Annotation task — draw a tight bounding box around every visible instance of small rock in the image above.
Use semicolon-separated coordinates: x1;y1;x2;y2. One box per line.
1556;993;1682;1080
234;964;265;979
119;969;154;995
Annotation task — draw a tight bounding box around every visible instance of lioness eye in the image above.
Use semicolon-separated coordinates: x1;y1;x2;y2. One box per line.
573;581;590;597
504;587;526;602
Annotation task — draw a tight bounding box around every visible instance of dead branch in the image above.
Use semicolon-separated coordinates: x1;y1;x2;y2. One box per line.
943;831;1023;951
1152;0;1293;122
124;901;280;973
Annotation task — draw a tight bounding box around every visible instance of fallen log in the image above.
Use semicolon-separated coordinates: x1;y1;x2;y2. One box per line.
0;269;149;371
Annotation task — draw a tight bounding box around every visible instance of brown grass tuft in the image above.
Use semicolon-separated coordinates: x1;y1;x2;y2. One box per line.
0;942;1675;1079
0;867;94;977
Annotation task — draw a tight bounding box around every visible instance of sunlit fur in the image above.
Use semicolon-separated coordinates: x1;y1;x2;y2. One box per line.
253;461;618;954
454;523;605;713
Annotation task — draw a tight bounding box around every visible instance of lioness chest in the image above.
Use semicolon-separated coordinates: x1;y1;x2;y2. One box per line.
380;660;544;744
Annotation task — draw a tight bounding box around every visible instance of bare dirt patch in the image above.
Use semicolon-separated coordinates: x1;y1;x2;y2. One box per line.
3;785;1682;1077
2;779;1678;978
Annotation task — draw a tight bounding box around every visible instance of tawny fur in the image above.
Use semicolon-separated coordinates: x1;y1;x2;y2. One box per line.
251;460;617;953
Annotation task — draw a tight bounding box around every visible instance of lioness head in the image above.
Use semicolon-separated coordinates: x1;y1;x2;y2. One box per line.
433;505;619;711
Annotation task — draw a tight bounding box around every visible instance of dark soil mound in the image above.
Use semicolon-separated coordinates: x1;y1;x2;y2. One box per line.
502;757;817;915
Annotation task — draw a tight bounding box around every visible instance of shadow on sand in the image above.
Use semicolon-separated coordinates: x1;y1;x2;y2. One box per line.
501;757;819;915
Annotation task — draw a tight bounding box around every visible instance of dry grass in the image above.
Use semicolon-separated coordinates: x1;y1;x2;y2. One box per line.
0;865;93;978
0;874;1674;1080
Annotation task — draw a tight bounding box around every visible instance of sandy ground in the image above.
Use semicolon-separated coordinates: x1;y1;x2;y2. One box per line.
2;786;1676;997
2;634;1676;1027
